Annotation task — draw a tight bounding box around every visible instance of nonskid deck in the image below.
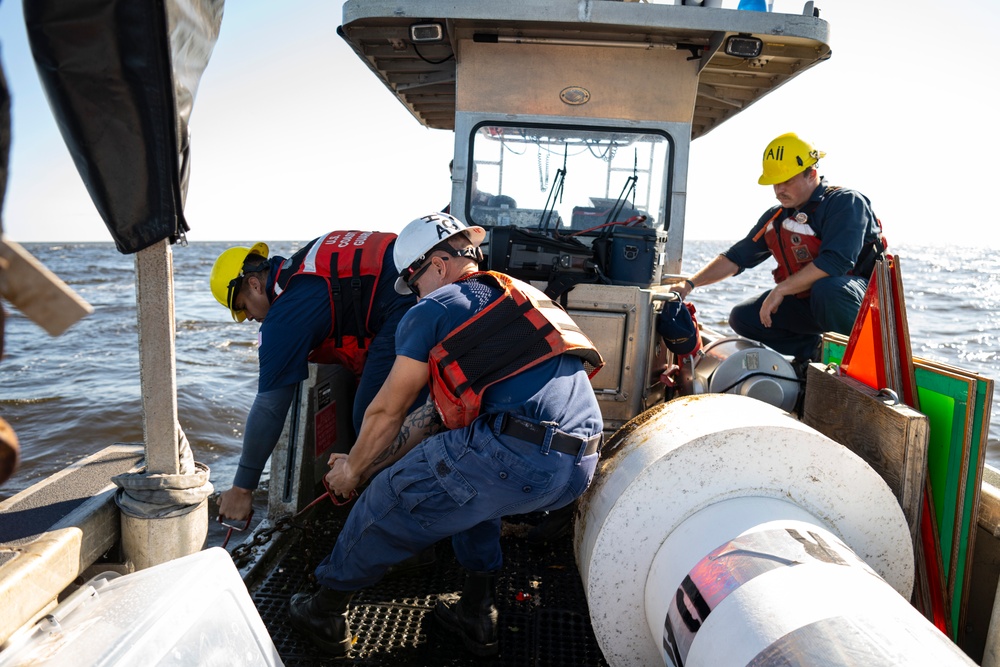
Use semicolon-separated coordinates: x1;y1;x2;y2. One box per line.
247;502;608;666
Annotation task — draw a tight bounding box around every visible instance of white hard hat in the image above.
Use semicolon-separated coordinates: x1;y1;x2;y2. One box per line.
394;213;486;294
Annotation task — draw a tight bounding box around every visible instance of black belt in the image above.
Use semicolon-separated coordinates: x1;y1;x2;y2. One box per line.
499;415;602;457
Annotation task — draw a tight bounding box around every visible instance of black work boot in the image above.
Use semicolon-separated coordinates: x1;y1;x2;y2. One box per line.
434;570;499;656
526;502;576;545
288;586;355;656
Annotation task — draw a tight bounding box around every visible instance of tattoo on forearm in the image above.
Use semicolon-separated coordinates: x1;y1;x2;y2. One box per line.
370;432;403;469
368;400;443;471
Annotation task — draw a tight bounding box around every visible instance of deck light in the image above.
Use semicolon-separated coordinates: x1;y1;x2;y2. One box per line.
725;34;763;58
410;23;444;43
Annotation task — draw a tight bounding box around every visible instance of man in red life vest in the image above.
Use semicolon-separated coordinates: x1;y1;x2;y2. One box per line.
667;133;885;367
287;212;604;657
209;231;431;523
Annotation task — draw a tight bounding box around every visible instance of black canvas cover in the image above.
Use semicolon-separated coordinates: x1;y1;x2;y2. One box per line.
1;56;9;237
23;0;222;254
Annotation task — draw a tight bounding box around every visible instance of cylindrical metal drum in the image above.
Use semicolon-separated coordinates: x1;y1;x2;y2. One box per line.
692;337;799;412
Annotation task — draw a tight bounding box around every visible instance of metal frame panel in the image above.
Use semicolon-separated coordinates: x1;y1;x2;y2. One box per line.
453;111;691;270
558;282;668;431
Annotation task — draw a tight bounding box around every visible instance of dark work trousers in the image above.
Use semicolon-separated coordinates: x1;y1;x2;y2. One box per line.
313;415;599;591
728;274;868;361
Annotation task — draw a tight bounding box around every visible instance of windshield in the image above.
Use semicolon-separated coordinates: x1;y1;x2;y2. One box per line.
466;123;671;234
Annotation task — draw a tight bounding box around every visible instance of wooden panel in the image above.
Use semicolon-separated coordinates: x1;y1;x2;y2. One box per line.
802;363;929;542
0;238;92;336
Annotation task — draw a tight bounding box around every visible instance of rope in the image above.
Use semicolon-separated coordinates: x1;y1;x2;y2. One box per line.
220;480;358;549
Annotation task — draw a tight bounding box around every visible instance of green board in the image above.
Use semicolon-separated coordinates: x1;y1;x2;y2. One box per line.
822;340;844;367
822;337;993;641
913;367;971;584
955;377;991;634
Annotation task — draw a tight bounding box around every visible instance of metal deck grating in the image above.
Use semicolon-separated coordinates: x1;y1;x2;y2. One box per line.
249;503;609;666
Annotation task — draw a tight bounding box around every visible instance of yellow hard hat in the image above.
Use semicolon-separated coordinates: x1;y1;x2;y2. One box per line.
758;132;826;185
210;242;269;322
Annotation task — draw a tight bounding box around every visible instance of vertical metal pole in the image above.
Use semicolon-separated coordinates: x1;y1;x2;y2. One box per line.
134;239;180;475
663;132;689;277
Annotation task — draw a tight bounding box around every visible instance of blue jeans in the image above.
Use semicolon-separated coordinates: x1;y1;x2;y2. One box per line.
728;275;868;360
313;415;599;590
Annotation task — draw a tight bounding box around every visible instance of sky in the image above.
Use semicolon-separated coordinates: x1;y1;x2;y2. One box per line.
0;0;997;249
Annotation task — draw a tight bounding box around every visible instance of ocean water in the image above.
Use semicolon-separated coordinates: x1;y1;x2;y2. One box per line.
2;240;998;510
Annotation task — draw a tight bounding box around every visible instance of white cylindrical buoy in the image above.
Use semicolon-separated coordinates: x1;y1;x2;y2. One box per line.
577;394;972;666
651;503;972;666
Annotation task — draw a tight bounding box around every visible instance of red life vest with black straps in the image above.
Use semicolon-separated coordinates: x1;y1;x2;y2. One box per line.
759;208;823;296
271;231;395;376
428;271;604;430
753;186;887;297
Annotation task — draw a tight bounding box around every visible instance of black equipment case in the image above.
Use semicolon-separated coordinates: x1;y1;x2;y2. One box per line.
486;226;598;283
485;223;666;296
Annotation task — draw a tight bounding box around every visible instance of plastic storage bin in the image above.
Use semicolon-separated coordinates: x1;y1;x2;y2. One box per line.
0;548;282;666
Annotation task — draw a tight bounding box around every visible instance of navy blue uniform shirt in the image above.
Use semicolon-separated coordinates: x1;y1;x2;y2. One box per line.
395;277;603;440
722;177;882;278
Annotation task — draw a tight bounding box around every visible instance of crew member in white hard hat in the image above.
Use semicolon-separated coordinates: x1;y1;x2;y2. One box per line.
666;132;886;369
288;212;604;658
208;231;432;523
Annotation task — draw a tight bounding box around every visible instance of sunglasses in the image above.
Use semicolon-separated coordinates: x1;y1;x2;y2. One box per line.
397;243;481;291
226;276;244;313
226;260;269;315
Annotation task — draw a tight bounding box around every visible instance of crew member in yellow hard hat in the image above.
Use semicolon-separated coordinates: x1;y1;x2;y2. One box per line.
666;132;886;370
209;231;429;523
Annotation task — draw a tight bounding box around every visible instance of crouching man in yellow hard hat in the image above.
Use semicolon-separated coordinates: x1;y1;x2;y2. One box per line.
287;213;604;657
666;132;886;370
210;231;434;523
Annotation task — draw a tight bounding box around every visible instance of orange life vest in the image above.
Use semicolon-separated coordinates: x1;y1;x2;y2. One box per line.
271;231;395;376
428;271;604;429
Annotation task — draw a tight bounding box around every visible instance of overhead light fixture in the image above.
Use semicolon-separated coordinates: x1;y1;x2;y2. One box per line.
410;22;444;43
724;34;763;58
472;33;677;50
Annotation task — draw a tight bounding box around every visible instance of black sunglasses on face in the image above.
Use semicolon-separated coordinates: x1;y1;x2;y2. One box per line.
226;277;244;312
398;243;482;291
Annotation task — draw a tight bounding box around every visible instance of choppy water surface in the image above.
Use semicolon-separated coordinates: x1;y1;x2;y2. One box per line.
1;241;998;505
